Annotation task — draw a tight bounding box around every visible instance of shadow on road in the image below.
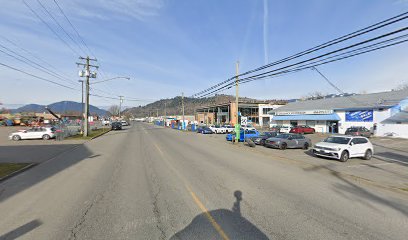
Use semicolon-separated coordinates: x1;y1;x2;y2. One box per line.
0;144;94;203
303;165;408;217
374;152;408;166
170;190;269;240
0;219;42;240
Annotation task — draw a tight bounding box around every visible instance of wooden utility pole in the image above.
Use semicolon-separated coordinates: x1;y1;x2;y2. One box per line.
164;102;167;126
235;61;240;143
182;92;185;130
77;56;98;137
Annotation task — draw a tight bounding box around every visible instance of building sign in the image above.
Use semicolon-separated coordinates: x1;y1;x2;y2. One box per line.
275;110;333;115
345;110;373;122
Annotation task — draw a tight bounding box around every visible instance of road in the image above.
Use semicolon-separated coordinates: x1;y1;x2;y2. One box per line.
0;122;407;240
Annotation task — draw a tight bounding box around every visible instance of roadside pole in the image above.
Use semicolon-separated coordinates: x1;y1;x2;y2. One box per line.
77;56;98;137
235;61;240;143
164;102;167;127
78;80;84;134
119;96;124;118
182;92;185;130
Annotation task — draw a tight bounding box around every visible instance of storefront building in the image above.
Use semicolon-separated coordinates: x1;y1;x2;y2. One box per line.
269;89;408;136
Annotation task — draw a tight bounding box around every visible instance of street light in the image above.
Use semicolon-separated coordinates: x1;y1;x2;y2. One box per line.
90;76;130;85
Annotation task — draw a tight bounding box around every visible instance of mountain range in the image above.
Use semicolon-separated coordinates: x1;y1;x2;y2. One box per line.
9;101;108;116
124;94;288;117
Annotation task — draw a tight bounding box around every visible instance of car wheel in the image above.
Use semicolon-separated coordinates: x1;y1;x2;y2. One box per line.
303;143;309;150
340;151;349;162
363;149;372;160
12;135;21;141
280;143;287;150
261;140;265;146
42;134;50;140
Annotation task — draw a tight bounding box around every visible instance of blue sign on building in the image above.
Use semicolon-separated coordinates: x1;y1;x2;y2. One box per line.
345;110;373;122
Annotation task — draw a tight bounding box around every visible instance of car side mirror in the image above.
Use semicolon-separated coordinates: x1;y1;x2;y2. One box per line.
288;137;293;140
350;142;354;146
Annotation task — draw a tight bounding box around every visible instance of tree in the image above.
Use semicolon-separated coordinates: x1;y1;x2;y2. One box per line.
108;105;120;116
393;82;408;91
301;91;326;100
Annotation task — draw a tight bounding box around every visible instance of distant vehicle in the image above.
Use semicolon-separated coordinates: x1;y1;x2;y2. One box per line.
290;125;315;134
269;125;283;132
313;135;374;162
226;129;259;142
209;125;226;134
222;125;235;133
121;120;129;126
242;124;256;131
264;133;311;150
345;127;371;138
9;126;56;141
102;120;111;126
111;122;122;130
200;127;213;134
196;126;206;133
279;126;291;133
251;131;279;145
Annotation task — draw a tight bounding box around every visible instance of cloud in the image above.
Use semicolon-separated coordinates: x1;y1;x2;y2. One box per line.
62;0;165;21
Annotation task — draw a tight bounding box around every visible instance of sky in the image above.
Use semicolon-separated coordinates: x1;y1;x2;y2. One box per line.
0;0;407;109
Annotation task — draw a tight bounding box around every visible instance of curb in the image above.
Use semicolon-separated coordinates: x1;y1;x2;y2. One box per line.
0;163;37;183
90;128;111;140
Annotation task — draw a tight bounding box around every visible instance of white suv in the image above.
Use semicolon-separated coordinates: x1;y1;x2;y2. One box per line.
209;125;226;134
9;126;56;141
313;135;374;162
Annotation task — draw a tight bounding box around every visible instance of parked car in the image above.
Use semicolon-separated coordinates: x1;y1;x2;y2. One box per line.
222;125;235;133
121;120;129;126
290;125;315;134
242;124;256;131
111;122;122;130
9;126;56;141
269;125;283;132
226;129;259;142
345;127;371;138
313;135;373;162
196;126;206;133
279;126;291;133
251;131;279;145
264;133;311;150
200;127;213;134
209;125;226;134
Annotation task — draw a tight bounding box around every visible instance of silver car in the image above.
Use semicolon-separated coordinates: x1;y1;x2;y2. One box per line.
264;133;312;150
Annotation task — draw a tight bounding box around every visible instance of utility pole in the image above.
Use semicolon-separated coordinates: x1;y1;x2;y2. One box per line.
119;96;124;118
156;109;159;118
164;102;167;127
182;92;185;130
78;80;84;134
77;56;98;137
235;61;240;143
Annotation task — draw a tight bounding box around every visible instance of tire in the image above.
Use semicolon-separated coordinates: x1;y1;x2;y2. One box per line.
280;142;287;150
42;134;50;140
363;149;372;160
260;140;265;146
303;143;309;150
340;151;349;162
12;135;21;141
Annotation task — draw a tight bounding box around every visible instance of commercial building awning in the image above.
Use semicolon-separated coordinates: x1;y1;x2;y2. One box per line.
272;113;341;121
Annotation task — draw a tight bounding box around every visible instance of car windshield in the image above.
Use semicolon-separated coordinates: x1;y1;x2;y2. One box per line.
347;128;358;132
324;137;351;144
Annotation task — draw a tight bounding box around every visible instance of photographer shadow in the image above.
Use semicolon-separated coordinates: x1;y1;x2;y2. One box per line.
170;191;269;240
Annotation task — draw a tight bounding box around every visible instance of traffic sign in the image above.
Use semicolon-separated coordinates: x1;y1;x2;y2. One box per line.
241;116;247;126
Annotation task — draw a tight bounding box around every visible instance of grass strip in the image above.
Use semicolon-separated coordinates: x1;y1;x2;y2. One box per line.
65;128;110;140
0;163;31;178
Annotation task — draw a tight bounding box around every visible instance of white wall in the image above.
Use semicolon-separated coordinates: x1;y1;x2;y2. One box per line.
337;109;391;134
377;123;408;138
259;104;284;126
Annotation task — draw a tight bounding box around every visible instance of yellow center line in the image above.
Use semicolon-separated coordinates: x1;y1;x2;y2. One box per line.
145;128;229;240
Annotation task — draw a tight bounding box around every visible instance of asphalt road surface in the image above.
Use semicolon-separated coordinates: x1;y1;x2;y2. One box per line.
0;122;407;240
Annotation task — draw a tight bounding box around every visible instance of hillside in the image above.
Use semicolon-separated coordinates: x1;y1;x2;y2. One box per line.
124;94;287;117
11;101;108;116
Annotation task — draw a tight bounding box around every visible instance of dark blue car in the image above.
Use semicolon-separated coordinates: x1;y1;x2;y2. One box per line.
226;129;259;142
198;127;213;134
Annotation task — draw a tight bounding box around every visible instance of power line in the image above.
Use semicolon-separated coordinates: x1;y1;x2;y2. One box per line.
0;42;77;86
0;61;78;91
36;0;87;56
192;11;408;97
22;0;80;56
196;36;408;98
194;27;408;98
